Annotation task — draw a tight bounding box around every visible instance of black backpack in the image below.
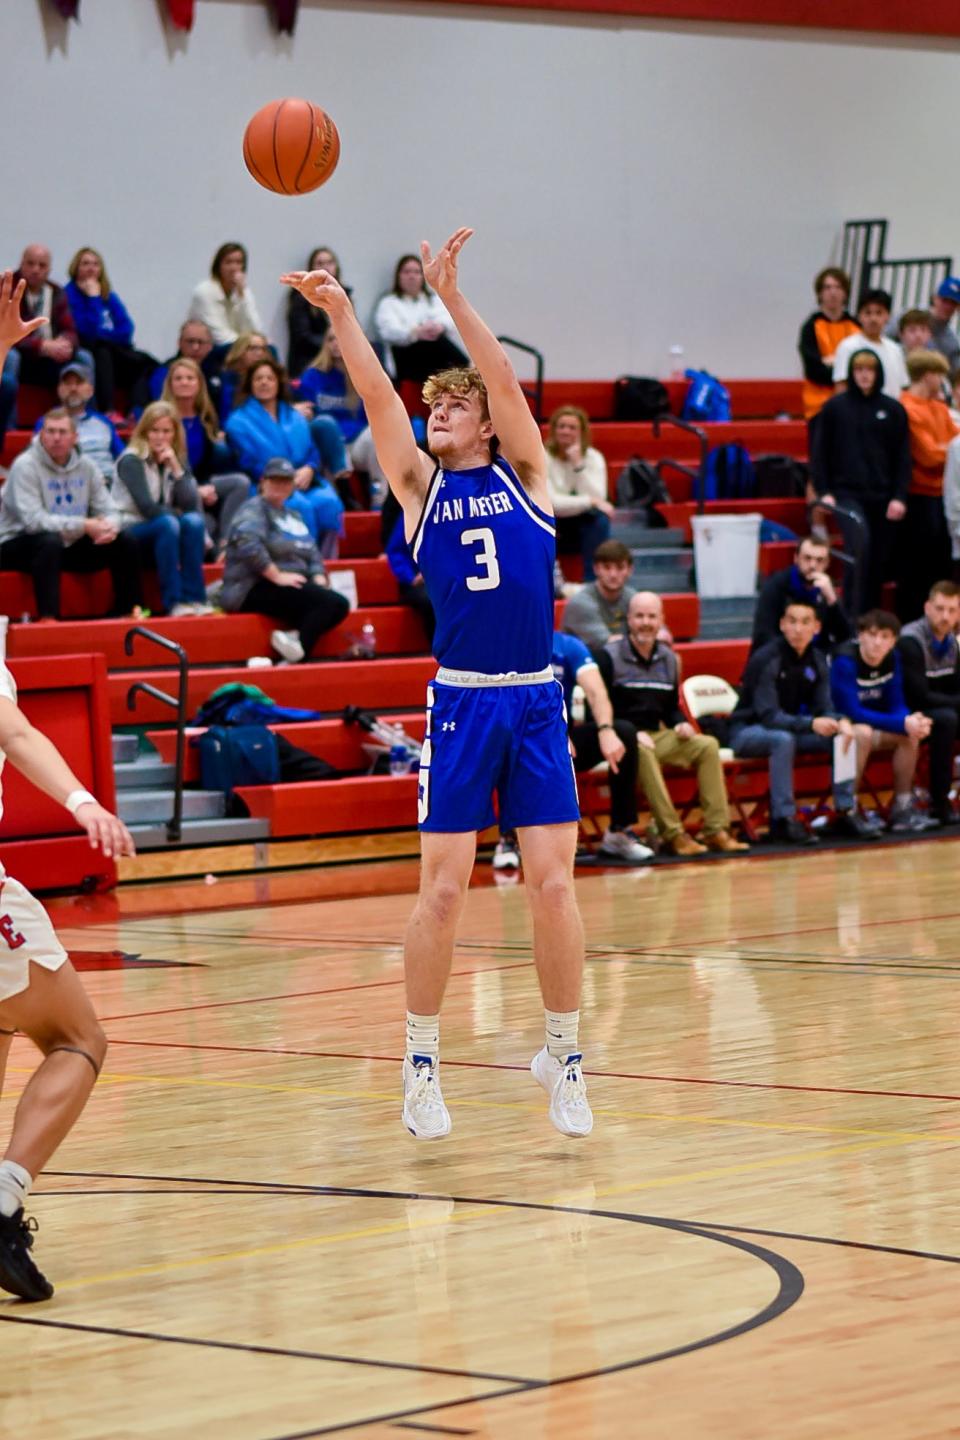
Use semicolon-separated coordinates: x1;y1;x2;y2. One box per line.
615;458;669;525
613;375;670;421
752;453;809;498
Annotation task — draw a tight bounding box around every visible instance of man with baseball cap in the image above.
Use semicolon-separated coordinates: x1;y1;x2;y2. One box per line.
929;277;960;371
32;361;122;485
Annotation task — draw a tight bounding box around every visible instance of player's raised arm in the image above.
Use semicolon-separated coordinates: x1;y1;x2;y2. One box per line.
280;269;432;513
421;229;547;500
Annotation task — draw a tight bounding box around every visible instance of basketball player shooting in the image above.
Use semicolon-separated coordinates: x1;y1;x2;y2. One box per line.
0;272;136;1302
282;230;592;1140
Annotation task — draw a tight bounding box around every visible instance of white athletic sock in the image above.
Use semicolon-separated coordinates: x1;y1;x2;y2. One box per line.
406;1012;440;1067
0;1160;32;1218
545;1009;580;1061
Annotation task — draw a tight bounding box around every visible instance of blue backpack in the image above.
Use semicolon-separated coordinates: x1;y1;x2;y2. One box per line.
195;725;280;797
696;443;756;501
681;369;732;423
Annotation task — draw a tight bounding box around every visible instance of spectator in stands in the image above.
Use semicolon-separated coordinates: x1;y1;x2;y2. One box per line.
831;610;934;832
44;360;123;485
287;246;351;378
0;408;141;620
811;350;910;614
64;248;155;415
221;456;350;663
160;359;248;557
381;490;436;647
731;599;875;844
188;242;263;351
374;254;467;383
833;290;909;400
218;331;272;419
752;534;851;653
545;406;613;583
150;320;223;413
562;539;635;653
899;349;959;620
899;580;960;826
798;266;860;422
897;308;934;356
297;329;375;508
929;277;960;371
0;246;81;441
599;591;748;855
224;357;344;552
114;402;212;617
943;426;960;570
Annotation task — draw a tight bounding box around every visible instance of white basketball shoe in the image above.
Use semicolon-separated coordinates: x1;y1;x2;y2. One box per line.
531;1047;594;1137
402;1056;452;1139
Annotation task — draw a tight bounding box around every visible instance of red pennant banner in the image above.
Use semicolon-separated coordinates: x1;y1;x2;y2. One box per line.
166;0;195;29
268;0;299;33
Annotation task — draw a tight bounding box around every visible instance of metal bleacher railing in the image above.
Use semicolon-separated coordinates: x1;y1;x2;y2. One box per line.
841;219;953;316
124;626;189;843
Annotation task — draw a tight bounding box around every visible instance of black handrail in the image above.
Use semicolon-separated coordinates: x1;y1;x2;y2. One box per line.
124;626;189;843
497;336;544;423
807;498;868;618
652;414;709;513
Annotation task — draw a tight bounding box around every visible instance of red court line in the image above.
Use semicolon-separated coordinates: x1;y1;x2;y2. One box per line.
99;1037;960;1104
98;960;532;1023
700;909;960;946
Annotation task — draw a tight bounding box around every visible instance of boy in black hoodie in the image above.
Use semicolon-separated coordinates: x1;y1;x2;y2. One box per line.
811;349;911;614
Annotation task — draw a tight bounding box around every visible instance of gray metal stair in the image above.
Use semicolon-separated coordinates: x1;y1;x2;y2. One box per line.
112;733;139;765
128;816;270;849
114;757;177;790
697;596;757;640
630;545;695;594
117;788;227;825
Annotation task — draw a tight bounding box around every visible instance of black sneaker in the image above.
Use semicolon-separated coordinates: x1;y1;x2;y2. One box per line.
0;1209;54;1301
833;809;880;841
769;817;819;846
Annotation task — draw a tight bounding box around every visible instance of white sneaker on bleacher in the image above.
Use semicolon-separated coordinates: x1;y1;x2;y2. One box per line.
402;1057;451;1139
270;629;305;663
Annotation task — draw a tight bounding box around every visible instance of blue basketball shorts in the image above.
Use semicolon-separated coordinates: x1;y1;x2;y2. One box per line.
417;672;580;833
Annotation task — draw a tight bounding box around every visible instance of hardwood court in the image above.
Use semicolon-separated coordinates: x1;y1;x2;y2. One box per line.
3;841;959;1439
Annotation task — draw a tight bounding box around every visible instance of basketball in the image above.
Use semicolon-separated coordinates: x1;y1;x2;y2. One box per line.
242;98;340;196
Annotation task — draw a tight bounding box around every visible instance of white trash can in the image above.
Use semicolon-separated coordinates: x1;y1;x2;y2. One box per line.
691;512;762;599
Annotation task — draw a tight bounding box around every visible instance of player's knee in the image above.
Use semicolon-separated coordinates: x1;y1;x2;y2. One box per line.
525;869;575;908
42;1016;107;1074
419;877;466;927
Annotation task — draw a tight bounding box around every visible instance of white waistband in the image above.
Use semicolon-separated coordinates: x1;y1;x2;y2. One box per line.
435;665;554;688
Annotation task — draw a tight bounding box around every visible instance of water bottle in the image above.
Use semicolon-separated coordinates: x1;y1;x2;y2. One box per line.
359;622;377;658
389;725;409;776
668;344;685;379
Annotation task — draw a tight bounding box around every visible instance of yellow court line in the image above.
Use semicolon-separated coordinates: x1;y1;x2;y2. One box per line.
50;1131;915;1293
11;1065;958;1148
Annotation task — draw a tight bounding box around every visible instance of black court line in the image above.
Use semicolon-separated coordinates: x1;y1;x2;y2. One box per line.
15;1171;804;1439
392;1425;476;1436
93;1038;960;1104
691;1221;960;1266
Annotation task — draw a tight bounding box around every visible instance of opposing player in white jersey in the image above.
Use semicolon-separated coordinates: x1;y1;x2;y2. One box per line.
0;271;136;1300
283;230;592;1140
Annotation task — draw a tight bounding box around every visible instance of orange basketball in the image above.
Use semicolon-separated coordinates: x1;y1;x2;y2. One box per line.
243;98;340;196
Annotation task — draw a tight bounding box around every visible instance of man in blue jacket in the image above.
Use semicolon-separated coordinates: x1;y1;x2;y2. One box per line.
731;600;874;844
830;610;934;832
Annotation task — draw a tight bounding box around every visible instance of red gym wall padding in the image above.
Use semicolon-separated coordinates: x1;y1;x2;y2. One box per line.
414;0;960;36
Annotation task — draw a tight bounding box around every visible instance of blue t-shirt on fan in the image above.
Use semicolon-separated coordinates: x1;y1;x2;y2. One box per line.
411;457;555;674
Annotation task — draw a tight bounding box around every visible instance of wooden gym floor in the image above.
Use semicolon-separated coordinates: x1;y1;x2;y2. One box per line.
2;839;959;1439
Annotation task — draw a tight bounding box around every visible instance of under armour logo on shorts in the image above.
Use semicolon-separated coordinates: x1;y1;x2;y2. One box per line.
441;721;457;732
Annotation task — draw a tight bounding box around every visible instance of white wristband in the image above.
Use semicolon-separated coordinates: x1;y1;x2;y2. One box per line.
65;789;97;817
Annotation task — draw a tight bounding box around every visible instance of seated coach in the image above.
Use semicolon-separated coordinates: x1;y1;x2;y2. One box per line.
898;579;960;826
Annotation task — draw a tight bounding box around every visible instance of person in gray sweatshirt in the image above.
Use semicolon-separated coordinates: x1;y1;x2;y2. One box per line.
221;455;349;662
113;402;211;617
0;409;140;618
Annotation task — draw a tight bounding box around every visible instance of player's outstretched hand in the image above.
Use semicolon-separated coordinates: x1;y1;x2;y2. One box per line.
75;802;136;860
279;268;349;315
0;271;45;352
421;228;474;300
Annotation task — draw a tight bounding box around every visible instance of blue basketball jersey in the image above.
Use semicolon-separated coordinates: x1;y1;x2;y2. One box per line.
411;458;556;674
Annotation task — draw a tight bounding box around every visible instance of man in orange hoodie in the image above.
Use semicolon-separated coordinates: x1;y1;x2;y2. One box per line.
797;267;860;423
899;349;959;620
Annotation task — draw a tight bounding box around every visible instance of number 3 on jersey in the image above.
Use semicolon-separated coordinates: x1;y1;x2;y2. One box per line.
461;527;500;592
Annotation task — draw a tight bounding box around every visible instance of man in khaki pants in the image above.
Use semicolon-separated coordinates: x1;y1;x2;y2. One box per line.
597;592;748;856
